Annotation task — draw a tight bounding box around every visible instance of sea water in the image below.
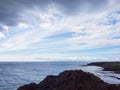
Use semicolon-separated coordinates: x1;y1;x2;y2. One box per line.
0;61;119;90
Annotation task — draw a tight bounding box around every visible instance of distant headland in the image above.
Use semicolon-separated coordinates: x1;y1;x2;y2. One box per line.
87;62;120;74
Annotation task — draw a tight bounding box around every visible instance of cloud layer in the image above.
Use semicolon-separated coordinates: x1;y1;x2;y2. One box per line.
0;0;120;61
0;0;110;26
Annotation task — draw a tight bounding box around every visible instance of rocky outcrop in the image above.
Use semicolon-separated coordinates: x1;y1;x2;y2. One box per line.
17;70;120;90
87;62;120;74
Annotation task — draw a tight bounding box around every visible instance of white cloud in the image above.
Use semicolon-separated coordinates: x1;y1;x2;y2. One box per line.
0;32;6;39
2;25;9;31
0;53;119;62
17;22;31;28
0;1;120;61
1;7;120;51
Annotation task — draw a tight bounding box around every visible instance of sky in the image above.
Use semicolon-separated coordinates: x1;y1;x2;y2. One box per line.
0;0;120;62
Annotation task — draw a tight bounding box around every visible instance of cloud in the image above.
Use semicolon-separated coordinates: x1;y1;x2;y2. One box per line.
0;0;114;27
0;25;8;32
17;22;30;28
1;9;120;53
54;0;108;14
0;32;6;39
0;0;120;61
0;54;119;62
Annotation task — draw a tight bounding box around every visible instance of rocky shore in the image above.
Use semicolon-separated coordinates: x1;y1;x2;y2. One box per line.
17;70;120;90
87;62;120;74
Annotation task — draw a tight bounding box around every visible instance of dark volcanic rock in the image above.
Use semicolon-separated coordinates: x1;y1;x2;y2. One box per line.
87;62;120;74
17;70;120;90
17;83;37;90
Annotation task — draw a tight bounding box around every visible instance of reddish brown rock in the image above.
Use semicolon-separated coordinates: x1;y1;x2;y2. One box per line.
17;70;120;90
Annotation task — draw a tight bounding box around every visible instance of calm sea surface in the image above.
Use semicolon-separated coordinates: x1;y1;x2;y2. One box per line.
0;61;120;90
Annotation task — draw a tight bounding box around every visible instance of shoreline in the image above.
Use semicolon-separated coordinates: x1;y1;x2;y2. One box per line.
87;62;120;74
17;70;120;90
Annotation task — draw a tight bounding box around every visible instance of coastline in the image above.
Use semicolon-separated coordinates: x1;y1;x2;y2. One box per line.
17;70;120;90
1;61;119;90
87;62;120;74
17;62;120;90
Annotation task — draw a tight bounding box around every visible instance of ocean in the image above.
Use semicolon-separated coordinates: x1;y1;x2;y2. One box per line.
0;61;120;90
